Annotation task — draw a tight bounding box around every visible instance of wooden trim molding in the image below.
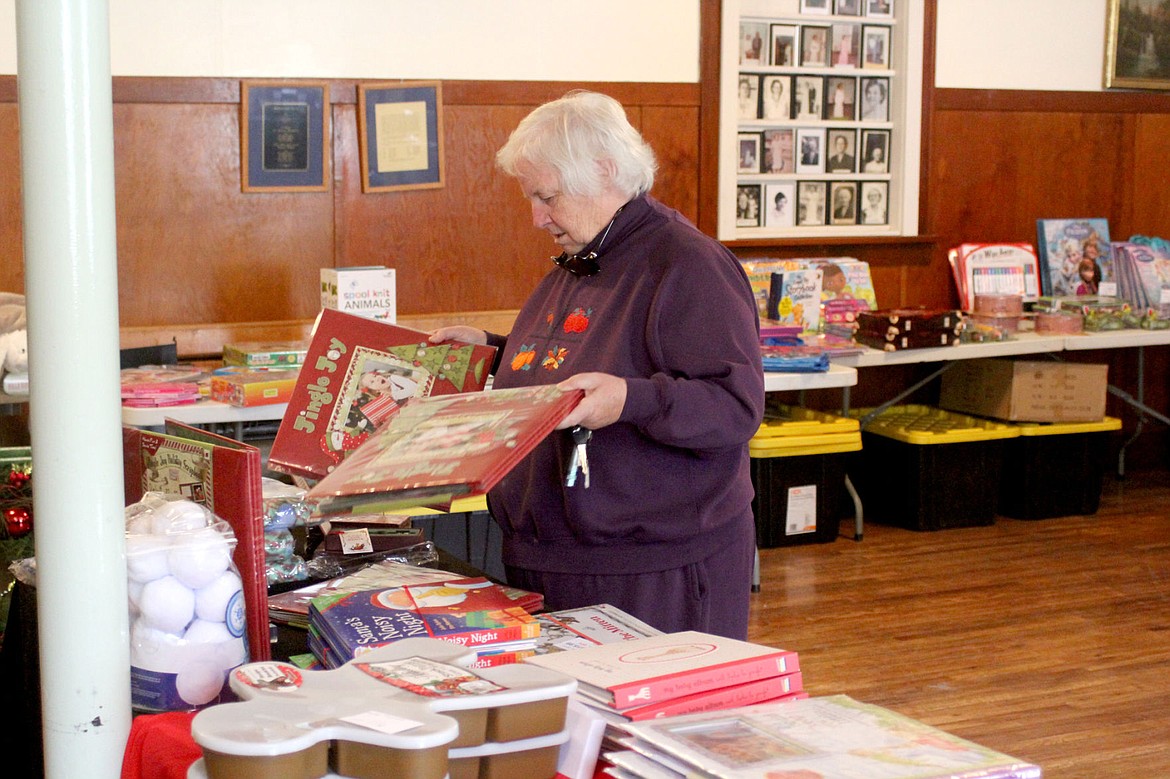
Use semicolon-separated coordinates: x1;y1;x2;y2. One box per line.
933;87;1170;114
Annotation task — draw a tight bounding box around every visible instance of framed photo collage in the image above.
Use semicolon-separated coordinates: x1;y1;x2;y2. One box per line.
734;0;895;232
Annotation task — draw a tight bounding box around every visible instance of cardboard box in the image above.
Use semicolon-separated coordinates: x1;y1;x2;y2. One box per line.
938;359;1107;423
210;371;298;407
321;266;396;322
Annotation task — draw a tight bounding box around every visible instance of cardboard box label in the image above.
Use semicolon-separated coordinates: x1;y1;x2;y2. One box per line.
321;267;396;323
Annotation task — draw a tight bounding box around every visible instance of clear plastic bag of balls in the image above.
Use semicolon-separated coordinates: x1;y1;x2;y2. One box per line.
261;477;312;585
124;492;248;712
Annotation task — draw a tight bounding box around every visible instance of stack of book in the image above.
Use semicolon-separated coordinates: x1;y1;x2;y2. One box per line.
525;630;804;724
604;694;1041;779
1110;237;1170;323
307;576;544;669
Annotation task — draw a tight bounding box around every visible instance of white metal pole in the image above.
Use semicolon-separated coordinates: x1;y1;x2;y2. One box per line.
15;0;131;776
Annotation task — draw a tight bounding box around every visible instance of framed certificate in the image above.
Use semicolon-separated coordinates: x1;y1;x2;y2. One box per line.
357;81;445;193
240;81;330;193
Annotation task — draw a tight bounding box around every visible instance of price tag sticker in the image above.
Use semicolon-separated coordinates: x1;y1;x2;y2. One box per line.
339;528;373;554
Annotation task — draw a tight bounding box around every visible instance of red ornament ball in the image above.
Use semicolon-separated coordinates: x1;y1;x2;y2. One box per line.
4;507;32;537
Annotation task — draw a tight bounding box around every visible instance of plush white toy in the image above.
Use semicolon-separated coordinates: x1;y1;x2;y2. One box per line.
0;292;28;377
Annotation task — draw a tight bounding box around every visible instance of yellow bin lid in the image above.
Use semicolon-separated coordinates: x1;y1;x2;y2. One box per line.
755;404;860;438
851;404;1021;445
1013;416;1122;436
750;431;862;458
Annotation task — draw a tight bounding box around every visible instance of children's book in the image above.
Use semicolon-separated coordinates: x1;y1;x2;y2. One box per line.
267;309;497;481
583;674;806;722
532;603;662;655
766;268;824;334
304;384;583;516
947;243;1041;311
811;257;878;311
308;577;542;663
1111;240;1170;318
759;344;830;373
620;694;1042;779
122;421;270;660
1036;218;1113;297
523;630;799;710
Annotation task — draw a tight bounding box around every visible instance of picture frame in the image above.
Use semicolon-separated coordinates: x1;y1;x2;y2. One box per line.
800;0;831;15
736;184;763;227
831;23;861;68
763;128;795;174
770;24;798;67
764;182;797;228
357;81;445;193
860;180;890;225
861;128;891;173
866;0;894;19
859;76;890;121
797;180;828;226
240;81;330;193
761;75;792;120
1104;0;1170;90
794;75;824;122
830;181;859;225
863;25;891;69
834;0;863;17
738;132;762;174
800;25;831;68
740;20;769;66
824;76;857;121
796;127;826;174
737;74;761;120
825;128;858;173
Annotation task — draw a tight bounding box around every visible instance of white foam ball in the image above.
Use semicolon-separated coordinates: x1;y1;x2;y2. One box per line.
183;619;234;645
125;512;153;536
127;579;145;614
130;618;180;667
125;534;172;583
168;526;231;589
139;575;195;635
150;500;209;535
194;570;243;622
175;662;226;706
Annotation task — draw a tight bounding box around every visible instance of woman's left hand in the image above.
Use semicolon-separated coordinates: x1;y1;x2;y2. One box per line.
555;372;627;430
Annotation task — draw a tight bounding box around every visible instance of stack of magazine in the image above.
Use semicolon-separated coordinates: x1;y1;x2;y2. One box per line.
1109;236;1170;323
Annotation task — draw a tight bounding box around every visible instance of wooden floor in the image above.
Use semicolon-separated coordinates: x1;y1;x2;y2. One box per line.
747;467;1170;779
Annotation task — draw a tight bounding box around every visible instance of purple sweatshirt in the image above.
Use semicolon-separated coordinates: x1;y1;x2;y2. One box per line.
487;194;765;575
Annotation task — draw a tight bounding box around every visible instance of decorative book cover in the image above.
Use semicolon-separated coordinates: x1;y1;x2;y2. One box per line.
308;577;541;663
523;630;799;710
122;421;270;661
813;258;878;311
598;673;806;722
267;308;497;481
948;243;1041;311
1036;218;1113;298
766;268;824;334
621;694;1042;779
532;603;663;655
304;384;583;516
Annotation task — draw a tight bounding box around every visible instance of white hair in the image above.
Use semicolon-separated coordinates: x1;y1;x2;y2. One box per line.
496;90;657;199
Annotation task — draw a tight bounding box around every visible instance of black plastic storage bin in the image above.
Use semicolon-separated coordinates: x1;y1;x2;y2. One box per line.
848;405;1020;531
997;417;1121;519
749;406;861;547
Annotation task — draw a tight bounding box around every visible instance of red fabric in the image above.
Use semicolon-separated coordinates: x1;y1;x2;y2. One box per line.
121;711;201;779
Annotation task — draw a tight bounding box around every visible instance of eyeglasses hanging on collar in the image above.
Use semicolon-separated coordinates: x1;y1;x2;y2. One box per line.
550;205;624;279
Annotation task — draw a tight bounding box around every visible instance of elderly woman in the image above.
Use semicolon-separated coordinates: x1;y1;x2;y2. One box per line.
430;91;764;639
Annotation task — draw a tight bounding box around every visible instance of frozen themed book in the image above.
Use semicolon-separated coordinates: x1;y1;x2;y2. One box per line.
1036;218;1113;297
267;309;497;481
304;384;583;516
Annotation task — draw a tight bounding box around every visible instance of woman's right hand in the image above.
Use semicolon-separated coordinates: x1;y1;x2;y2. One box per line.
428;325;487;345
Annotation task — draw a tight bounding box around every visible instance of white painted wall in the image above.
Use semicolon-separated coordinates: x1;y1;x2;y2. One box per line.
0;2;1119;90
0;0;700;81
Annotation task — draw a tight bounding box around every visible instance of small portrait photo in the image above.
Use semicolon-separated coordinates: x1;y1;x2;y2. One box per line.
825;128;858;173
736;184;762;228
739;21;769;66
737;74;760;120
824;76;857;121
761;75;792;120
796;127;826;174
863;25;891;69
737;132;762;174
800;0;831;14
860;181;889;225
800;25;830;67
797;180;828;226
831;23;861;68
830;181;858;225
793;75;823;121
770;24;798;67
762;129;795;174
866;0;894;19
834;0;863;16
859;76;890;121
764;182;797;228
861;129;891;172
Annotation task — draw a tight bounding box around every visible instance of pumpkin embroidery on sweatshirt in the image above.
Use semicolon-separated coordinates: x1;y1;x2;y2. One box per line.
509;344;537;371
